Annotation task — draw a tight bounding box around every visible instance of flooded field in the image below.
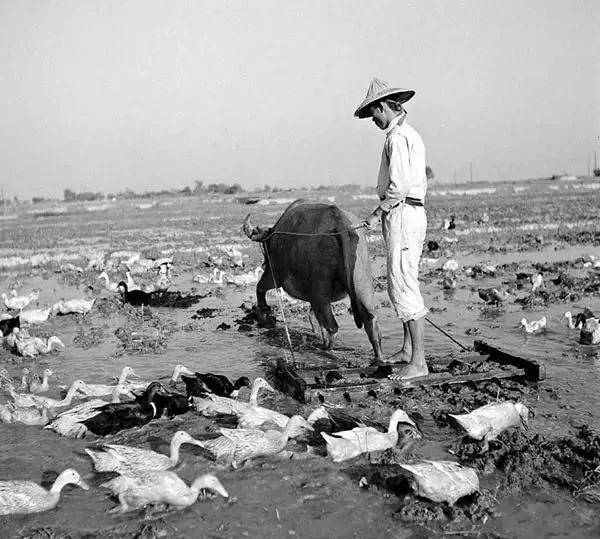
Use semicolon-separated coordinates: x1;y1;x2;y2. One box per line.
0;181;600;538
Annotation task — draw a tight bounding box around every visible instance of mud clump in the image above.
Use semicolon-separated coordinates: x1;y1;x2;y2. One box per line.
113;326;169;355
191;307;219;319
451;426;600;498
148;291;204;309
73;326;105;349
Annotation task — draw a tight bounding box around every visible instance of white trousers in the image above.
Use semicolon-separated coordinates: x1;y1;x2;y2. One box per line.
382;203;428;322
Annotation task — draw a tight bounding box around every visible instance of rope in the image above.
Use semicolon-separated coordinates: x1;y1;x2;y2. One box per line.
424;317;472;352
252;223;366;243
262;242;295;362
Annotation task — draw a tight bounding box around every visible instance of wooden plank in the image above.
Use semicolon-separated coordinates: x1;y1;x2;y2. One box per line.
297;352;490;377
311;366;525;393
473;339;546;381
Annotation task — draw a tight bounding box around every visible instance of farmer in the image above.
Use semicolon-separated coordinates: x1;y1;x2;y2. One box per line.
355;78;428;381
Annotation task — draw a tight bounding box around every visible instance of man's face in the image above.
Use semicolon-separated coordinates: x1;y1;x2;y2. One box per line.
368;102;393;130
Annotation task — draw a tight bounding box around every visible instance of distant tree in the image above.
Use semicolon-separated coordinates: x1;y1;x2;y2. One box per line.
180;186;192;196
193;180;206;194
426;166;435;181
64;189;76;202
594;168;600;177
32;197;46;204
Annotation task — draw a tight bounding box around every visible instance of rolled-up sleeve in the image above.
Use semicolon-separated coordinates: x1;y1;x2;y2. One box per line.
378;134;411;213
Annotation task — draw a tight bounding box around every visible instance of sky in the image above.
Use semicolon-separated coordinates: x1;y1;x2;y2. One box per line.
0;0;598;200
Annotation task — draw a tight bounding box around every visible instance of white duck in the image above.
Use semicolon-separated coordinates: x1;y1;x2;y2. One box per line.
97;271;119;292
400;461;479;506
29;368;54;393
198;415;312;468
70;366;140;397
1;403;50;426
321;409;418;463
5;327;29;349
101;471;228;513
86;430;204;475
45;384;133;438
16;335;65;358
10;379;87;409
530;273;544;292
226;267;264;286
0;469;89;515
2;290;38;311
51;298;96;315
580;317;600;345
19;307;52;325
449;401;529;451
192;377;275;416
520;316;547;333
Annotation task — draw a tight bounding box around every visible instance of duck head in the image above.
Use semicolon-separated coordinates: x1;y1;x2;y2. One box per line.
52;469;89;493
191;474;229;499
172;430;204;448
171;364;194;383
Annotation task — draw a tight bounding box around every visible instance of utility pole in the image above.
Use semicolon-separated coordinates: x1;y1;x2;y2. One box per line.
470;162;473;183
588;156;591;176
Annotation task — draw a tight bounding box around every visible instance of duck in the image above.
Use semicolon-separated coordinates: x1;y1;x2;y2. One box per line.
125;271;141;291
264;357;307;403
97;271;119;292
192;377;275;416
442;259;459;272
563;311;584;330
117;281;154;313
101;471;228;513
520;316;547;333
442;272;457;290
2;290;38;311
66;366;139;397
192;268;223;285
399;461;479;506
86;430;204;475
15;334;65;358
152;388;190;418
530;273;544;292
10;380;87;409
321;409;420;463
80;381;165;436
478;287;510;306
0;315;20;337
1;403;50;426
29;368;54;393
19;307;52;325
580;317;600;345
45;384;134;439
5;326;28;348
179;367;251;398
449;401;529;452
152;262;172;292
0;469;89;515
197;415;313;468
51;297;96;315
226;267;264;286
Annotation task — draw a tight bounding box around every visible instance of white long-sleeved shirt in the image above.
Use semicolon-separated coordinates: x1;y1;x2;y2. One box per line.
376;112;427;212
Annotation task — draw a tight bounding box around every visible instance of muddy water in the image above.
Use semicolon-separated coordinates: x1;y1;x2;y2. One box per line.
0;191;599;538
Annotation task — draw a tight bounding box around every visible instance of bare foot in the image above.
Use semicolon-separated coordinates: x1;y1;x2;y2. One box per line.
388;363;429;381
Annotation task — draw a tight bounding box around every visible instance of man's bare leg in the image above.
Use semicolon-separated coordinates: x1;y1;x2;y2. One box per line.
389;317;428;380
395;321;412;363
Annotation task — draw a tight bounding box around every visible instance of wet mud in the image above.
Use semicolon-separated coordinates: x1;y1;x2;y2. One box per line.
0;184;599;538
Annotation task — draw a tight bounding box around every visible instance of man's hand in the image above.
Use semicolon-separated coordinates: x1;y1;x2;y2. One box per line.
362;211;381;231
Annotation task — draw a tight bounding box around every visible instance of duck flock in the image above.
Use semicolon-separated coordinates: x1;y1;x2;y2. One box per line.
0;341;536;517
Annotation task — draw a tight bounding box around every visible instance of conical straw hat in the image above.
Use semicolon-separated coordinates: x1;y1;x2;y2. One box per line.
354;78;415;119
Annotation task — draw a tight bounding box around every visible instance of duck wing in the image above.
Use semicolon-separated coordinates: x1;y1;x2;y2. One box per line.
181;375;210;397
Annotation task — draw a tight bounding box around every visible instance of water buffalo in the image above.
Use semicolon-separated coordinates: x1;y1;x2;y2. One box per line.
243;200;383;361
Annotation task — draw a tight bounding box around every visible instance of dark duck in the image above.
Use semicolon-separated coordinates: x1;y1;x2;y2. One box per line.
180;371;251;398
117;281;154;313
265;357;307;403
82;382;165;436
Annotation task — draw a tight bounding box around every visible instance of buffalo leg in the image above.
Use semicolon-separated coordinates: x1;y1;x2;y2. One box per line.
310;300;338;350
354;297;383;361
255;270;277;327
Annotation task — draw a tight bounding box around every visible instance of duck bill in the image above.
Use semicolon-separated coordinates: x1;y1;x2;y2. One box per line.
78;479;90;490
212;483;229;499
128;370;140;379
